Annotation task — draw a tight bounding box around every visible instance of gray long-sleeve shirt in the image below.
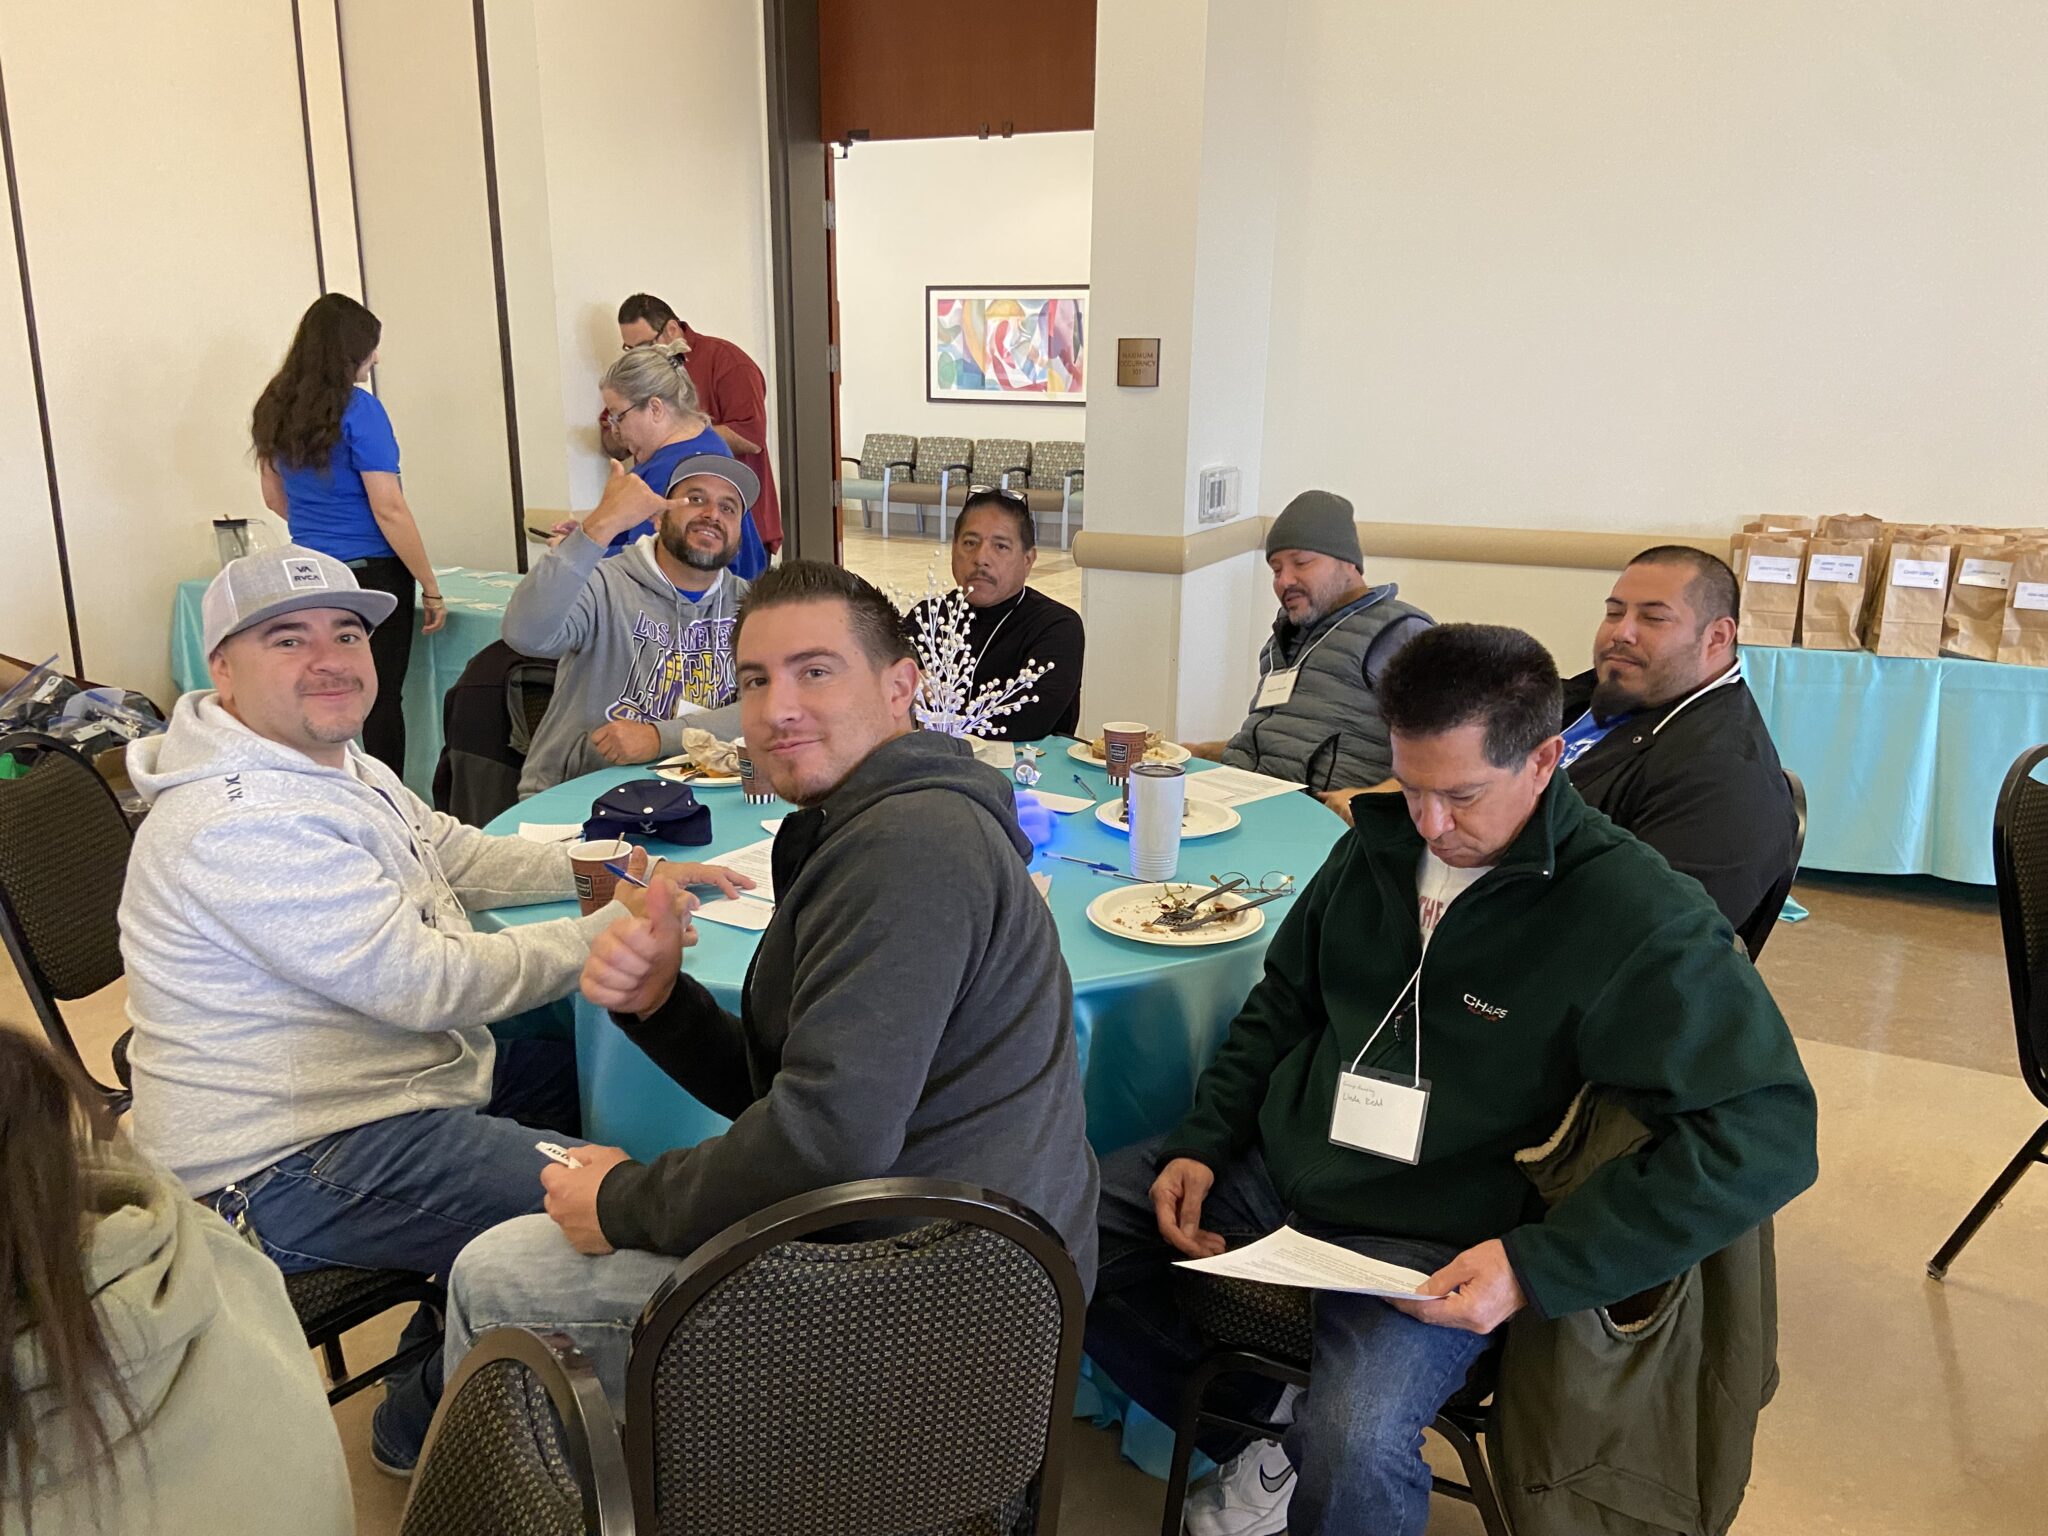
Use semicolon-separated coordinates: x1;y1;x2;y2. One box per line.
501;529;747;795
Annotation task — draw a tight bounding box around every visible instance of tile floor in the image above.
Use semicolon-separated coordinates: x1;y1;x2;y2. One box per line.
5;868;2042;1535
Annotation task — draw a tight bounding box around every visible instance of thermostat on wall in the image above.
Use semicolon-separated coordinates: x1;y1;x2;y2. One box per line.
1197;466;1240;525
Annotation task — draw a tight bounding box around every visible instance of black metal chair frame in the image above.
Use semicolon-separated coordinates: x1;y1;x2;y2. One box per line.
0;730;135;1115
1156;1325;1514;1536
623;1178;1087;1535
402;1325;636;1536
1928;743;2048;1280
296;1268;450;1405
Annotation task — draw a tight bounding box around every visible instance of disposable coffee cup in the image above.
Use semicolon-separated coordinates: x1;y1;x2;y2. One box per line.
569;839;631;916
1102;722;1150;787
1128;763;1186;882
737;751;771;805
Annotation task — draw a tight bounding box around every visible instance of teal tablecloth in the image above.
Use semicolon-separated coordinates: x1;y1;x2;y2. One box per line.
1740;646;2048;886
476;747;1346;1162
172;565;521;801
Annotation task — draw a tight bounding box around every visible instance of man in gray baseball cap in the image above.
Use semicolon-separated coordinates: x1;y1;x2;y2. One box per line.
501;450;755;794
1187;490;1433;813
116;544;671;1473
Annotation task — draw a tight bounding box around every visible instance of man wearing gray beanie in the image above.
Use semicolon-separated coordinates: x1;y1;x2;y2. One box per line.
1188;490;1431;809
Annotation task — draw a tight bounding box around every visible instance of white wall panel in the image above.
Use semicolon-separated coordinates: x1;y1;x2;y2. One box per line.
0;0;320;703
338;0;516;571
0;106;66;673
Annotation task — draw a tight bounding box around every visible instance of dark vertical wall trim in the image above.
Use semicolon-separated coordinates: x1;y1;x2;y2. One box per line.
763;0;834;562
470;0;527;573
0;50;84;680
289;0;326;292
331;0;369;303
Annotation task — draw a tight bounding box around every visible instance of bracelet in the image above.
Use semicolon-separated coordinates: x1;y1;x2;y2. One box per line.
423;594;446;606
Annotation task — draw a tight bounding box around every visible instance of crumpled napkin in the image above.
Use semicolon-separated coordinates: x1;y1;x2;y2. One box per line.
682;728;743;775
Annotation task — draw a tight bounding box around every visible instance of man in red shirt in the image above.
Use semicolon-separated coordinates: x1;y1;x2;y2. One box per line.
613;293;782;552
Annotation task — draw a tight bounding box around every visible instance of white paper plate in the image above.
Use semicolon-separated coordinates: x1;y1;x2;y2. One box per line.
1093;797;1241;840
1067;738;1193;767
1086;882;1268;948
653;766;742;788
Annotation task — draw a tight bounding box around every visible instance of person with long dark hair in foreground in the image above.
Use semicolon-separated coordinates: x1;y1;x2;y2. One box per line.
0;1031;350;1535
253;291;444;773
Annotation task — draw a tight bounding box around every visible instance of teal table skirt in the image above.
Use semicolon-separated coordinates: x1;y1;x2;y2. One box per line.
1740;646;2048;886
476;747;1346;1161
172;565;520;802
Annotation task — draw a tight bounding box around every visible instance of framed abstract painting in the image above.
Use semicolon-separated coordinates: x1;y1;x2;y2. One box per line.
926;285;1087;405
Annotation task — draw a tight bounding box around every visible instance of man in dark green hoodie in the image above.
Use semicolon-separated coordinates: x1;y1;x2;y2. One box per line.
444;561;1099;1405
1088;624;1818;1536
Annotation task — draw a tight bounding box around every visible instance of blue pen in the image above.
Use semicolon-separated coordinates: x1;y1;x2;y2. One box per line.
1055;854;1144;882
602;860;650;889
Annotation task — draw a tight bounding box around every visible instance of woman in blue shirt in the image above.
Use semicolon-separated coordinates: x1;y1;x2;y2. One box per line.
596;343;768;577
251;294;443;773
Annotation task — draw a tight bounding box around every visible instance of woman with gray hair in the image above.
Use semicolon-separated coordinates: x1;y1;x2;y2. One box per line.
584;343;767;576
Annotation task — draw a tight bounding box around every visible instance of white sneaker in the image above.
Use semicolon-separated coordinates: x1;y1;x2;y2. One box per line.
1185;1438;1294;1536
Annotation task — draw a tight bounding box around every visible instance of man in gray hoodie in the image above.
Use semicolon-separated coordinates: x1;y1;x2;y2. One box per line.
118;547;729;1473
502;453;754;796
444;561;1100;1403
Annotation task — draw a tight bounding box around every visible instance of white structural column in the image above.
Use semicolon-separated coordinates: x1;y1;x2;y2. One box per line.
1078;0;1290;741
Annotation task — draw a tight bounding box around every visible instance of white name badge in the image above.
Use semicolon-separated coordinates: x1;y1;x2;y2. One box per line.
1745;554;1801;586
1254;667;1299;710
2016;582;2048;613
1329;1068;1432;1164
1890;557;1946;591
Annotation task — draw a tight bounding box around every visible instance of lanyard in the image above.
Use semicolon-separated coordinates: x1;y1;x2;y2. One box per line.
1269;599;1370;681
1349;952;1425;1089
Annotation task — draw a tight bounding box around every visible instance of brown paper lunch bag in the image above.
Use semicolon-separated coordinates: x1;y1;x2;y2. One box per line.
1735;534;1806;647
1869;536;1955;658
1801;538;1875;650
1943;538;2018;661
1997;541;2048;667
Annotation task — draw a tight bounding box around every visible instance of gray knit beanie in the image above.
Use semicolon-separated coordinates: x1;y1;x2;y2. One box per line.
1265;489;1363;568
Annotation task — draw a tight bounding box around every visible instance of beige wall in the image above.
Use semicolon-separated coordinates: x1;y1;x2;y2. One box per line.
835;132;1093;451
0;151;64;671
0;1;322;702
524;0;776;512
1260;2;2048;544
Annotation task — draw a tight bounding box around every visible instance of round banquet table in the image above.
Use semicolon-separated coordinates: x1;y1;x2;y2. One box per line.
475;743;1346;1165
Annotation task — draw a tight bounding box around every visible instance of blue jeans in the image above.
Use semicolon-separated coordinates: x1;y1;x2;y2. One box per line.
211;1038;585;1464
1086;1137;1492;1536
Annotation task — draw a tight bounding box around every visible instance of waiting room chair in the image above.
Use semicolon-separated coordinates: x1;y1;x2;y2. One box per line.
1928;743;2048;1280
973;437;1035;503
0;729;451;1404
838;432;917;540
401;1327;633;1536
1739;769;1807;961
0;730;136;1117
1158;1274;1514;1536
1029;440;1085;550
623;1178;1085;1534
885;436;975;543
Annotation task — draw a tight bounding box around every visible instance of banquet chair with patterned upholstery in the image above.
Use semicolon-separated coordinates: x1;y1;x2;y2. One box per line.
0;730;136;1116
1929;742;2048;1279
401;1327;634;1536
624;1179;1085;1535
1158;1274;1514;1536
0;727;448;1404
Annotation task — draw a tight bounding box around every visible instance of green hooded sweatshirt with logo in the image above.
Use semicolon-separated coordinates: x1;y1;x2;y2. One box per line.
1159;774;1818;1319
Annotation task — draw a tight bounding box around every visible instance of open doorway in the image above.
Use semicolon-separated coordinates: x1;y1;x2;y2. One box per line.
831;130;1092;608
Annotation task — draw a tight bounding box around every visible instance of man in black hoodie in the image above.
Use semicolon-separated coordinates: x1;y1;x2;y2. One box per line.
444;561;1099;1401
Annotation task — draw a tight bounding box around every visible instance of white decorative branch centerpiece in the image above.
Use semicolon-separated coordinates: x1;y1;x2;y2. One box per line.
895;565;1055;740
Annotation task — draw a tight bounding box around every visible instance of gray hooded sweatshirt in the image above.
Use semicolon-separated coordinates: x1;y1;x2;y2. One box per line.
121;693;618;1195
4;1145;351;1536
595;730;1101;1290
502;527;749;796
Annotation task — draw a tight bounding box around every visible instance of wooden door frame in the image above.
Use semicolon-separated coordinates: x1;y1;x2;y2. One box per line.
762;0;839;564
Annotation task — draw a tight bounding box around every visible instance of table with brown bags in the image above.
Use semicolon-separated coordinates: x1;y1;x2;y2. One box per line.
1730;516;2048;885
